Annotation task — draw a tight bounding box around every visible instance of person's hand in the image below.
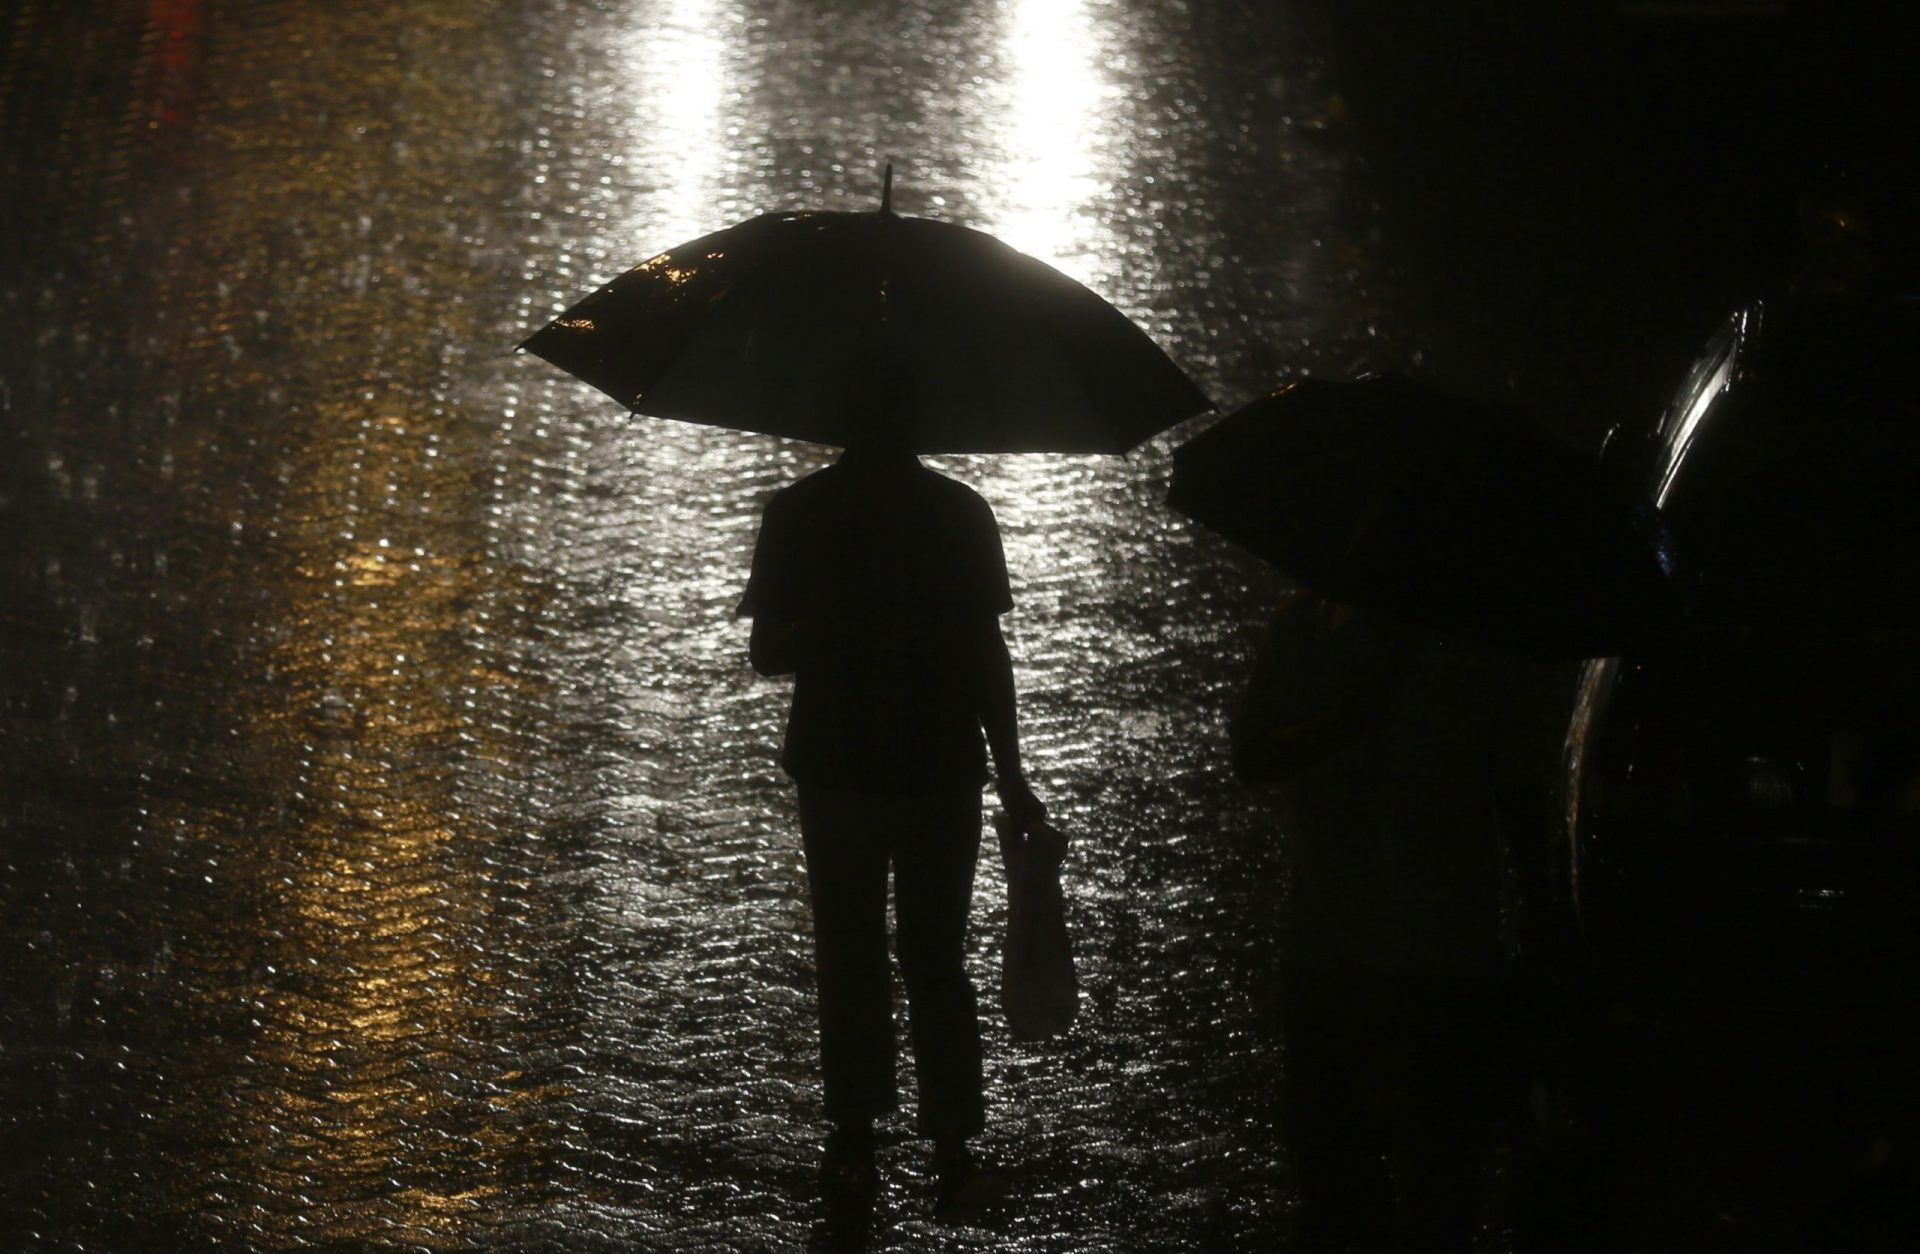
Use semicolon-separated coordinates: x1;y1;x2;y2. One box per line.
996;773;1046;832
1025;817;1069;869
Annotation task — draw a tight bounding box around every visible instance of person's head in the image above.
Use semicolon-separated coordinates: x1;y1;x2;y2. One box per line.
838;356;919;456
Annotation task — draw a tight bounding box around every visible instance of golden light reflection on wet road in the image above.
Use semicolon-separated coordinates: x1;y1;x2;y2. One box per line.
214;414;526;1248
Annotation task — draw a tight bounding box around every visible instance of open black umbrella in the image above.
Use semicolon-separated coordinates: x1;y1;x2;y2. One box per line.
1167;375;1673;657
520;173;1210;452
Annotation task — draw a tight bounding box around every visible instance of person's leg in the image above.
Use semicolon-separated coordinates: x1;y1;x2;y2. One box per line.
1281;963;1402;1252
799;785;899;1137
890;788;986;1144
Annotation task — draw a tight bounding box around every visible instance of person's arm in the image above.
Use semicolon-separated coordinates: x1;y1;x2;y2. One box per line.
1230;594;1399;786
961;490;1059;850
741;492;809;676
974;614;1046;829
1230;594;1327;785
748;614;810;676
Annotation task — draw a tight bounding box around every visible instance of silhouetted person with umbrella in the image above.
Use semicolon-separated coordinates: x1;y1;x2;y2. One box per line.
1169;379;1640;1251
1232;591;1535;1253
738;410;1046;1220
519;171;1210;1223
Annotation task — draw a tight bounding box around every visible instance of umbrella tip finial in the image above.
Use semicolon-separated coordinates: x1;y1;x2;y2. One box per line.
880;161;894;215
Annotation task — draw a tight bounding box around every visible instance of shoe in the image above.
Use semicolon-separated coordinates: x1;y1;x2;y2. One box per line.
819;1122;877;1196
931;1141;1010;1224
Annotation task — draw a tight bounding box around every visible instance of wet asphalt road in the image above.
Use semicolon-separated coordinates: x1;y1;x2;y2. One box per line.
7;1;1904;1251
0;3;1399;1249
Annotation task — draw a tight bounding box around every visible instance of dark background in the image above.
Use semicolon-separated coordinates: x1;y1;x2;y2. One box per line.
1306;0;1917;445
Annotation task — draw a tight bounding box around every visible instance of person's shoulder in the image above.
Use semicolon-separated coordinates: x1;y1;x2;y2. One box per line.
764;462;841;510
916;465;995;518
916;470;1005;582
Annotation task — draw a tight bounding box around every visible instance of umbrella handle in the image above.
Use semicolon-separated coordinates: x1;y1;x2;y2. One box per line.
880;162;894;216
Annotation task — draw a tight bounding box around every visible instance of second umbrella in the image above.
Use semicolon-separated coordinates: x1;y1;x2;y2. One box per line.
1167;375;1674;658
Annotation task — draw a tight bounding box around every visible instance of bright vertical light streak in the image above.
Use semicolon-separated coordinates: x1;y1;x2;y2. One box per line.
1655;348;1733;507
991;0;1109;286
625;0;729;246
960;0;1131;561
602;1;751;601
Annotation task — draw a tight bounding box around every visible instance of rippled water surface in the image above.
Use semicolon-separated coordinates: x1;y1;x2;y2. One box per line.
2;2;1422;1248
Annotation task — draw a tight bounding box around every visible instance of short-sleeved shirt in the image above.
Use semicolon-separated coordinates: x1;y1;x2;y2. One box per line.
739;454;1014;792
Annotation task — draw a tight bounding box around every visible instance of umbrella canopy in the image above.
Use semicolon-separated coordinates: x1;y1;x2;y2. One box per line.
520;193;1210;453
1168;375;1674;658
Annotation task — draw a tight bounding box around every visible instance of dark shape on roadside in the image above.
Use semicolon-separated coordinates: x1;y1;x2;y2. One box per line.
1195;377;1592;1248
519;168;1211;451
1168;374;1674;658
1230;590;1564;1252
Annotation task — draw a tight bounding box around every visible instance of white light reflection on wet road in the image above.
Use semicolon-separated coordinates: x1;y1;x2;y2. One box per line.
953;0;1208;706
619;0;738;247
988;0;1112;288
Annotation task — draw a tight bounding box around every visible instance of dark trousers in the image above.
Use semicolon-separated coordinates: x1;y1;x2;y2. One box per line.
798;783;985;1140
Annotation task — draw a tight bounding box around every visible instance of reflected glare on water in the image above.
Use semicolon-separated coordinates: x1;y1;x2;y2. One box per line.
989;0;1110;285
618;0;736;244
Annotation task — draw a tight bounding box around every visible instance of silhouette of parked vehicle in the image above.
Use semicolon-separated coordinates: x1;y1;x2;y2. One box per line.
1560;291;1920;1012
